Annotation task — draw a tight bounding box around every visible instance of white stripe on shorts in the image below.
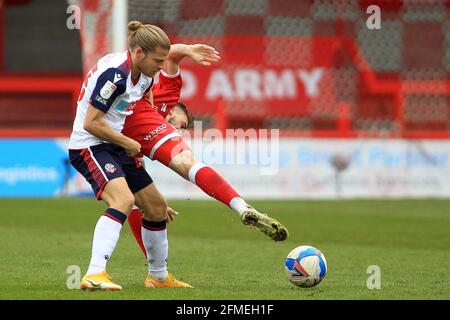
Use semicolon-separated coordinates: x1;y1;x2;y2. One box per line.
149;132;181;160
88;146;109;182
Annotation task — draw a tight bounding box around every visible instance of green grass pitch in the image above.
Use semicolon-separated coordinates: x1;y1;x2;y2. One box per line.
0;198;448;300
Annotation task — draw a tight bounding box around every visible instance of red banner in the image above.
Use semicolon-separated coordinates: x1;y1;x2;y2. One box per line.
173;37;339;117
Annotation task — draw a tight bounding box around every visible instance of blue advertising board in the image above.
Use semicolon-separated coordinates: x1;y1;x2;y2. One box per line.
0;139;76;197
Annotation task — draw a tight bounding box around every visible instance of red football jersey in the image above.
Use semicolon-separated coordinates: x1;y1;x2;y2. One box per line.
153;69;182;118
123;69;182;131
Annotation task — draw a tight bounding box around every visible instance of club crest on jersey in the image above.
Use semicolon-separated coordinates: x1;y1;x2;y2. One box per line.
100;80;117;99
104;163;117;173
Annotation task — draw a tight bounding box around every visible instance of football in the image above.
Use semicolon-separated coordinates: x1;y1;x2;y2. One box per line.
284;245;327;288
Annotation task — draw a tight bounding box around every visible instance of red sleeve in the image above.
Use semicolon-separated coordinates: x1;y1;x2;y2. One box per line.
152;70;182;118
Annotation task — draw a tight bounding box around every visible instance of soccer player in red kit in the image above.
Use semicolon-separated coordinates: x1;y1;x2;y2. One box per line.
122;44;288;261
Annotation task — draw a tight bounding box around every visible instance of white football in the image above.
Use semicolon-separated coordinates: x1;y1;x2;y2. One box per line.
284;245;327;288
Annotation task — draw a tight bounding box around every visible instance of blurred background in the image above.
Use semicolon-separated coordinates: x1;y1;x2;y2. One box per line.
1;0;450;199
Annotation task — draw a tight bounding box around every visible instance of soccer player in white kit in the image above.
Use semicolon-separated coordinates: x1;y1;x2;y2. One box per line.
68;21;191;291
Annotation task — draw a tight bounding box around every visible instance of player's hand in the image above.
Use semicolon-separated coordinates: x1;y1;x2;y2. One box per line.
166;207;179;224
124;138;141;157
189;44;220;66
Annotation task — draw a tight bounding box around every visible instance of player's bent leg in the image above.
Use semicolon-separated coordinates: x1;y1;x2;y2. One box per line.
165;148;197;179
134;183;167;222
167;150;289;241
141;119;289;241
100;177;135;215
167;150;242;207
69;145;137;291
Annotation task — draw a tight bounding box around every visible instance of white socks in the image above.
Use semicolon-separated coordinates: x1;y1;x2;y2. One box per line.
230;197;250;214
86;209;127;275
141;219;169;281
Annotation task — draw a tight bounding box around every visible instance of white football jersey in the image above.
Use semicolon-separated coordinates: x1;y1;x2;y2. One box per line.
68;51;153;148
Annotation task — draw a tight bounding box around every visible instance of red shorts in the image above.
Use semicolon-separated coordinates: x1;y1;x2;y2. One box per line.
122;111;190;166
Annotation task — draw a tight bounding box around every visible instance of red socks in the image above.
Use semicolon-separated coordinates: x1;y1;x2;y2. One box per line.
128;207;147;257
188;163;240;206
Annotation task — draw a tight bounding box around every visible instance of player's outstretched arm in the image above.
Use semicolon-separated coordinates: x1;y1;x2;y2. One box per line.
163;44;220;74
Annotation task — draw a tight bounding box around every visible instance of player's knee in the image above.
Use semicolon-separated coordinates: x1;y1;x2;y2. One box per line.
142;198;167;221
155;199;168;220
116;194;135;214
179;163;192;180
170;151;197;180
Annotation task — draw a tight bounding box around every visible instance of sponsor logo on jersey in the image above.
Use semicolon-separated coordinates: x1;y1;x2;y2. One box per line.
143;124;167;141
94;95;108;105
104;163;117;173
115;100;132;114
100;80;117;99
113;73;123;84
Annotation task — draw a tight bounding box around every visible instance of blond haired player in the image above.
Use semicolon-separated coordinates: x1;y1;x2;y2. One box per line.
68;21;191;291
